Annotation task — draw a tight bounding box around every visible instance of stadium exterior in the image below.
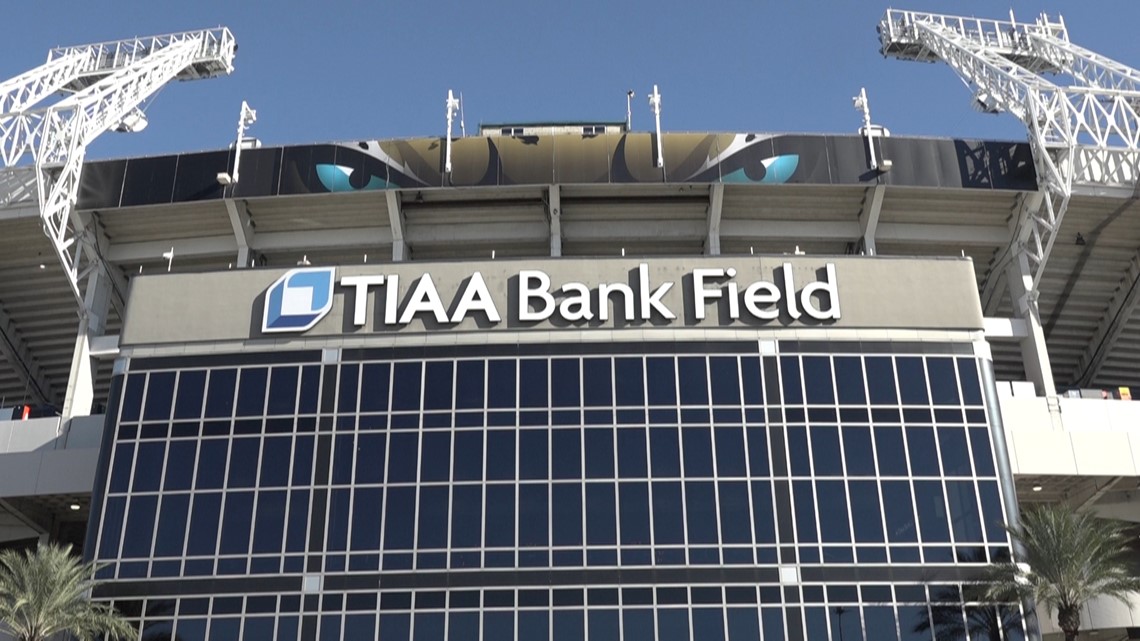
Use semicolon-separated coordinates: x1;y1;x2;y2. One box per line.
2;128;1140;641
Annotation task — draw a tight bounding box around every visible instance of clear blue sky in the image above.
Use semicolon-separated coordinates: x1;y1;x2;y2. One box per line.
7;0;1138;160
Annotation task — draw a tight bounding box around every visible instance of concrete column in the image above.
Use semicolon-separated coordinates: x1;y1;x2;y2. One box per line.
1006;252;1057;399
62;270;111;417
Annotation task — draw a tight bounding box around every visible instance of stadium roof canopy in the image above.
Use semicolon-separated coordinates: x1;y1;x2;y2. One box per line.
1;130;1138;407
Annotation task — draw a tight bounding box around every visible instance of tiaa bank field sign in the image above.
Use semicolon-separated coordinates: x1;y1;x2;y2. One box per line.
262;262;839;333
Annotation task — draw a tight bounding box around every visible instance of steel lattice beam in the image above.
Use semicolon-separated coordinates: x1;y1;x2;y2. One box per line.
880;10;1140;296
0;28;235;318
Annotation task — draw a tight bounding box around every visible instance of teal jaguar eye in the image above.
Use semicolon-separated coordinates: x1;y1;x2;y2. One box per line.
315;163;389;192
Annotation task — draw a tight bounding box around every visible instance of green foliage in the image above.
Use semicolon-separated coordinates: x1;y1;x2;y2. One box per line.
985;504;1140;639
0;543;135;641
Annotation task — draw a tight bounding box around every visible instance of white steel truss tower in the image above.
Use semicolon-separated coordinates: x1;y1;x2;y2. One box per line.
0;29;237;316
879;11;1140;297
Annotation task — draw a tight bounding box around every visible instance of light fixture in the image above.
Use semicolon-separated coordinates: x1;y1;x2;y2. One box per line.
68;503;81;511
1075;232;1086;246
1032;484;1043;492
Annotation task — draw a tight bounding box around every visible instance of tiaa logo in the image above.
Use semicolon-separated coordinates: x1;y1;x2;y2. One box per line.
262;267;336;333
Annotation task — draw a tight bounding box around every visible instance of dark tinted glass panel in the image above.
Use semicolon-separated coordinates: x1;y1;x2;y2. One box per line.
485;485;516;547
833;357;865;405
544;358;581;411
810;426;843;476
802;357;834;404
350;487;382;551
552;429;582;480
865;357;897;404
487;430;516;481
417;486;449;549
618;482;651;545
519;359;548;408
291;436;314;486
686;481;718;544
204;369;237;418
388;433;419;483
519;484;549;547
710;356;741;405
927;358;959;405
780;356;803;404
392;362;423;411
896;358;929;404
423;361;454;410
842;427;875;476
144;372;175;421
718;481;751;544
678;357;709;405
957;358;983;405
120;374;145;422
787;427;811;476
970;427;996;477
133;441;166;492
585;428;614;478
227;438;259;488
173;370;207;419
267;367;299;415
646;357;677;405
938;428;972;477
453;431;483;481
360;363;391;412
354;433;386;484
421;433;451;482
881;481;917;543
715;427;747;477
219;491;253;554
650;428;681;478
652;481;684;544
914;480;951;542
164;441;197;491
450;485;481;548
520;430;549;480
153;494;189;557
585;483;616;545
384;486;416;549
849;481;884;542
946;481;983;543
454;360;484;409
121;495;157;558
728;607;761;641
816;480;851;543
614;358;644;406
874;427;908;476
195;440;228;490
582;358;612;406
682;428;714;477
337;364;359;414
486;359;516;408
907;427;940;476
746;427;770;476
552;483;583;546
617;428;648;478
299;365;322;414
252;490;287;554
186;492;221;555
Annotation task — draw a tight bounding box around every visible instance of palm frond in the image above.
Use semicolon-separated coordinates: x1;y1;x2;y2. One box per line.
0;543;135;641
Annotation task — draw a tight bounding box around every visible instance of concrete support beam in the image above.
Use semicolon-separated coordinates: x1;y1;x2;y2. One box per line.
721;219;1008;244
387;190;408;262
1071;477;1123;511
981;192;1040;315
224;198;255;268
704;183;723;256
78;211;127;318
0;303;53;406
546;185;562;257
1007;252;1058;399
1072;251;1140;387
858;184;885;255
63;268;111;417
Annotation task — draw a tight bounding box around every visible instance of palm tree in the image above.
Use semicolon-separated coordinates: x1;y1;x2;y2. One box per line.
984;504;1140;641
0;543;135;641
